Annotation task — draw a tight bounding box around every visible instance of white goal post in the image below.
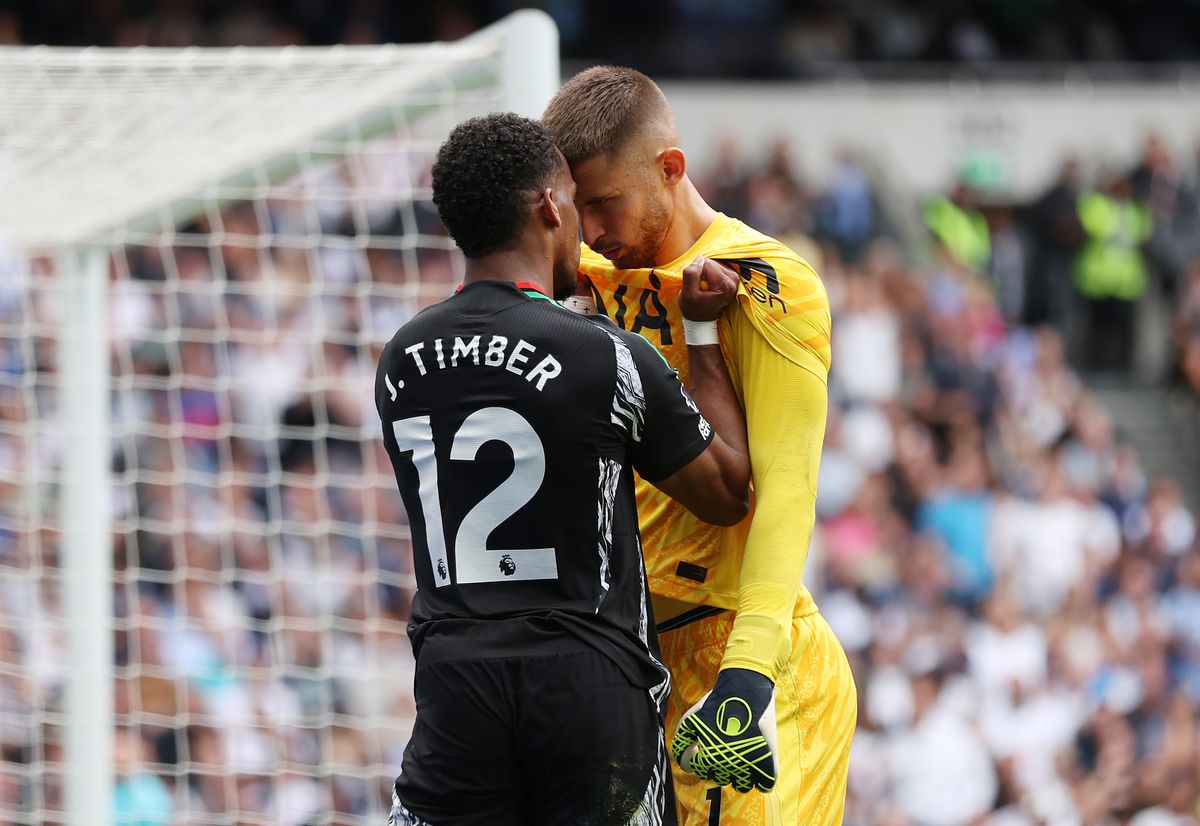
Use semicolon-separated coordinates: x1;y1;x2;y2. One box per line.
0;11;557;826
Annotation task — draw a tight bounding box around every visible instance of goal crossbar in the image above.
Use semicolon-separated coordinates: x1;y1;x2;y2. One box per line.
0;10;557;251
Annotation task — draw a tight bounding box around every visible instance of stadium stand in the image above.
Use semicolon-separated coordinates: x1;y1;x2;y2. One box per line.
2;129;1199;824
7;0;1200;75
699;139;1200;825
3;5;1200;824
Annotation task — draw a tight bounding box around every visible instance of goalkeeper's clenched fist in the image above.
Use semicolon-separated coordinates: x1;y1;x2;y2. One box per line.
671;668;779;793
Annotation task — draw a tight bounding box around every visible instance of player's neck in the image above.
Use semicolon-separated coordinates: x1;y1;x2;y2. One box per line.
654;176;719;267
462;249;553;297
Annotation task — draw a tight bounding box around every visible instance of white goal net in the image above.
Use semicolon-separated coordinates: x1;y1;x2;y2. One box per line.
0;12;557;825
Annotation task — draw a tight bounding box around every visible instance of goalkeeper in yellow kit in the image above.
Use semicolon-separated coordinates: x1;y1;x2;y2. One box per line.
544;67;856;825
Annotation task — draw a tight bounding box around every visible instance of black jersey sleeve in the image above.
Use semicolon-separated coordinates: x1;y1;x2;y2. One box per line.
621;331;715;482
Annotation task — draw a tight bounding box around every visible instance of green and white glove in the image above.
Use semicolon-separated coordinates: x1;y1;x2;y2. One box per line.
671;668;778;793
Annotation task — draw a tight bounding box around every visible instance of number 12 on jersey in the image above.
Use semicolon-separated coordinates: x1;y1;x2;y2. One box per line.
391;406;558;586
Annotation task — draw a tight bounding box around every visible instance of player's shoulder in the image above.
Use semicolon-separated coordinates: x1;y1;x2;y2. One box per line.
582;314;674;375
714;216;831;322
379;294;451;358
578;311;634;344
398;280;592;335
539;296;629;345
578;312;643;352
513;298;646;379
716;215;823;284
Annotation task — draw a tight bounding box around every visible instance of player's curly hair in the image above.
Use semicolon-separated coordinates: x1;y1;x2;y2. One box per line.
431;112;563;259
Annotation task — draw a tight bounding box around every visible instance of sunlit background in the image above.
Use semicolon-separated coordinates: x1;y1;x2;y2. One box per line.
2;2;1200;825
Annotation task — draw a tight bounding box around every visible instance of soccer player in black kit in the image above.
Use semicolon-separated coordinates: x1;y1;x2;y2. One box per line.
377;113;750;826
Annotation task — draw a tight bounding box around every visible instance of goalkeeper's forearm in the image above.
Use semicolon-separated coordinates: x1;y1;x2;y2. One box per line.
720;354;828;681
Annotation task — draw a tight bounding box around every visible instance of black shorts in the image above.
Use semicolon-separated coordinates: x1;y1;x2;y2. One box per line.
390;646;676;826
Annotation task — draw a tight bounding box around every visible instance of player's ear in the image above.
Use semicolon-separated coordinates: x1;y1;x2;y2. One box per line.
658;147;686;186
540;188;563;229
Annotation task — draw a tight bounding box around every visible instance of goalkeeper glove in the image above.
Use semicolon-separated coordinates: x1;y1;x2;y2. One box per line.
671;668;778;793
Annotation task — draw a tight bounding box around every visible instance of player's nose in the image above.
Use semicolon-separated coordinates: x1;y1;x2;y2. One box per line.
579;213;603;248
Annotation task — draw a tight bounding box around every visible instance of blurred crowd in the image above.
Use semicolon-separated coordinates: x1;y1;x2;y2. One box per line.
7;0;1200;77
0;153;453;824
697;138;1200;822
712;131;1200;389
2;117;1200;826
936;133;1200;389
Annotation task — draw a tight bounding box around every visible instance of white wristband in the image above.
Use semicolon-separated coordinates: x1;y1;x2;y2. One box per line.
682;317;720;346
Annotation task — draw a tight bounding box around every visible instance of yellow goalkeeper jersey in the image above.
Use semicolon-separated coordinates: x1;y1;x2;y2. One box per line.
580;214;830;674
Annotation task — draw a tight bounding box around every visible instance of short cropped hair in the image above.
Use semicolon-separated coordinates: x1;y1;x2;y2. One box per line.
431;112;562;258
542;65;674;165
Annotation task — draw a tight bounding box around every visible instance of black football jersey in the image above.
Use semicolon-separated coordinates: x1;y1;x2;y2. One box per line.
375;280;713;689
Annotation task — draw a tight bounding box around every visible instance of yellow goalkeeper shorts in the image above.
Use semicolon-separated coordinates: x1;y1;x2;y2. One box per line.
658;609;857;826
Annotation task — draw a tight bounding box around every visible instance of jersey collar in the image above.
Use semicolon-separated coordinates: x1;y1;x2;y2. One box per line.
514;281;552;301
454;280;552;302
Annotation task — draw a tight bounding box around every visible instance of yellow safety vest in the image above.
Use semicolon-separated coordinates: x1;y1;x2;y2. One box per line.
1073;192;1152;300
924;197;991;271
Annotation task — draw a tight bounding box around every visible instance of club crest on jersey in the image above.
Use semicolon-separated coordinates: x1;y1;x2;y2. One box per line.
498;554;517;576
436;558;448;581
731;258;788;314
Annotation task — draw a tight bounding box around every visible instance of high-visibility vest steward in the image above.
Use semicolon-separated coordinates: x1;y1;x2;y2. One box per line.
1073;192;1152;300
923;196;991;271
